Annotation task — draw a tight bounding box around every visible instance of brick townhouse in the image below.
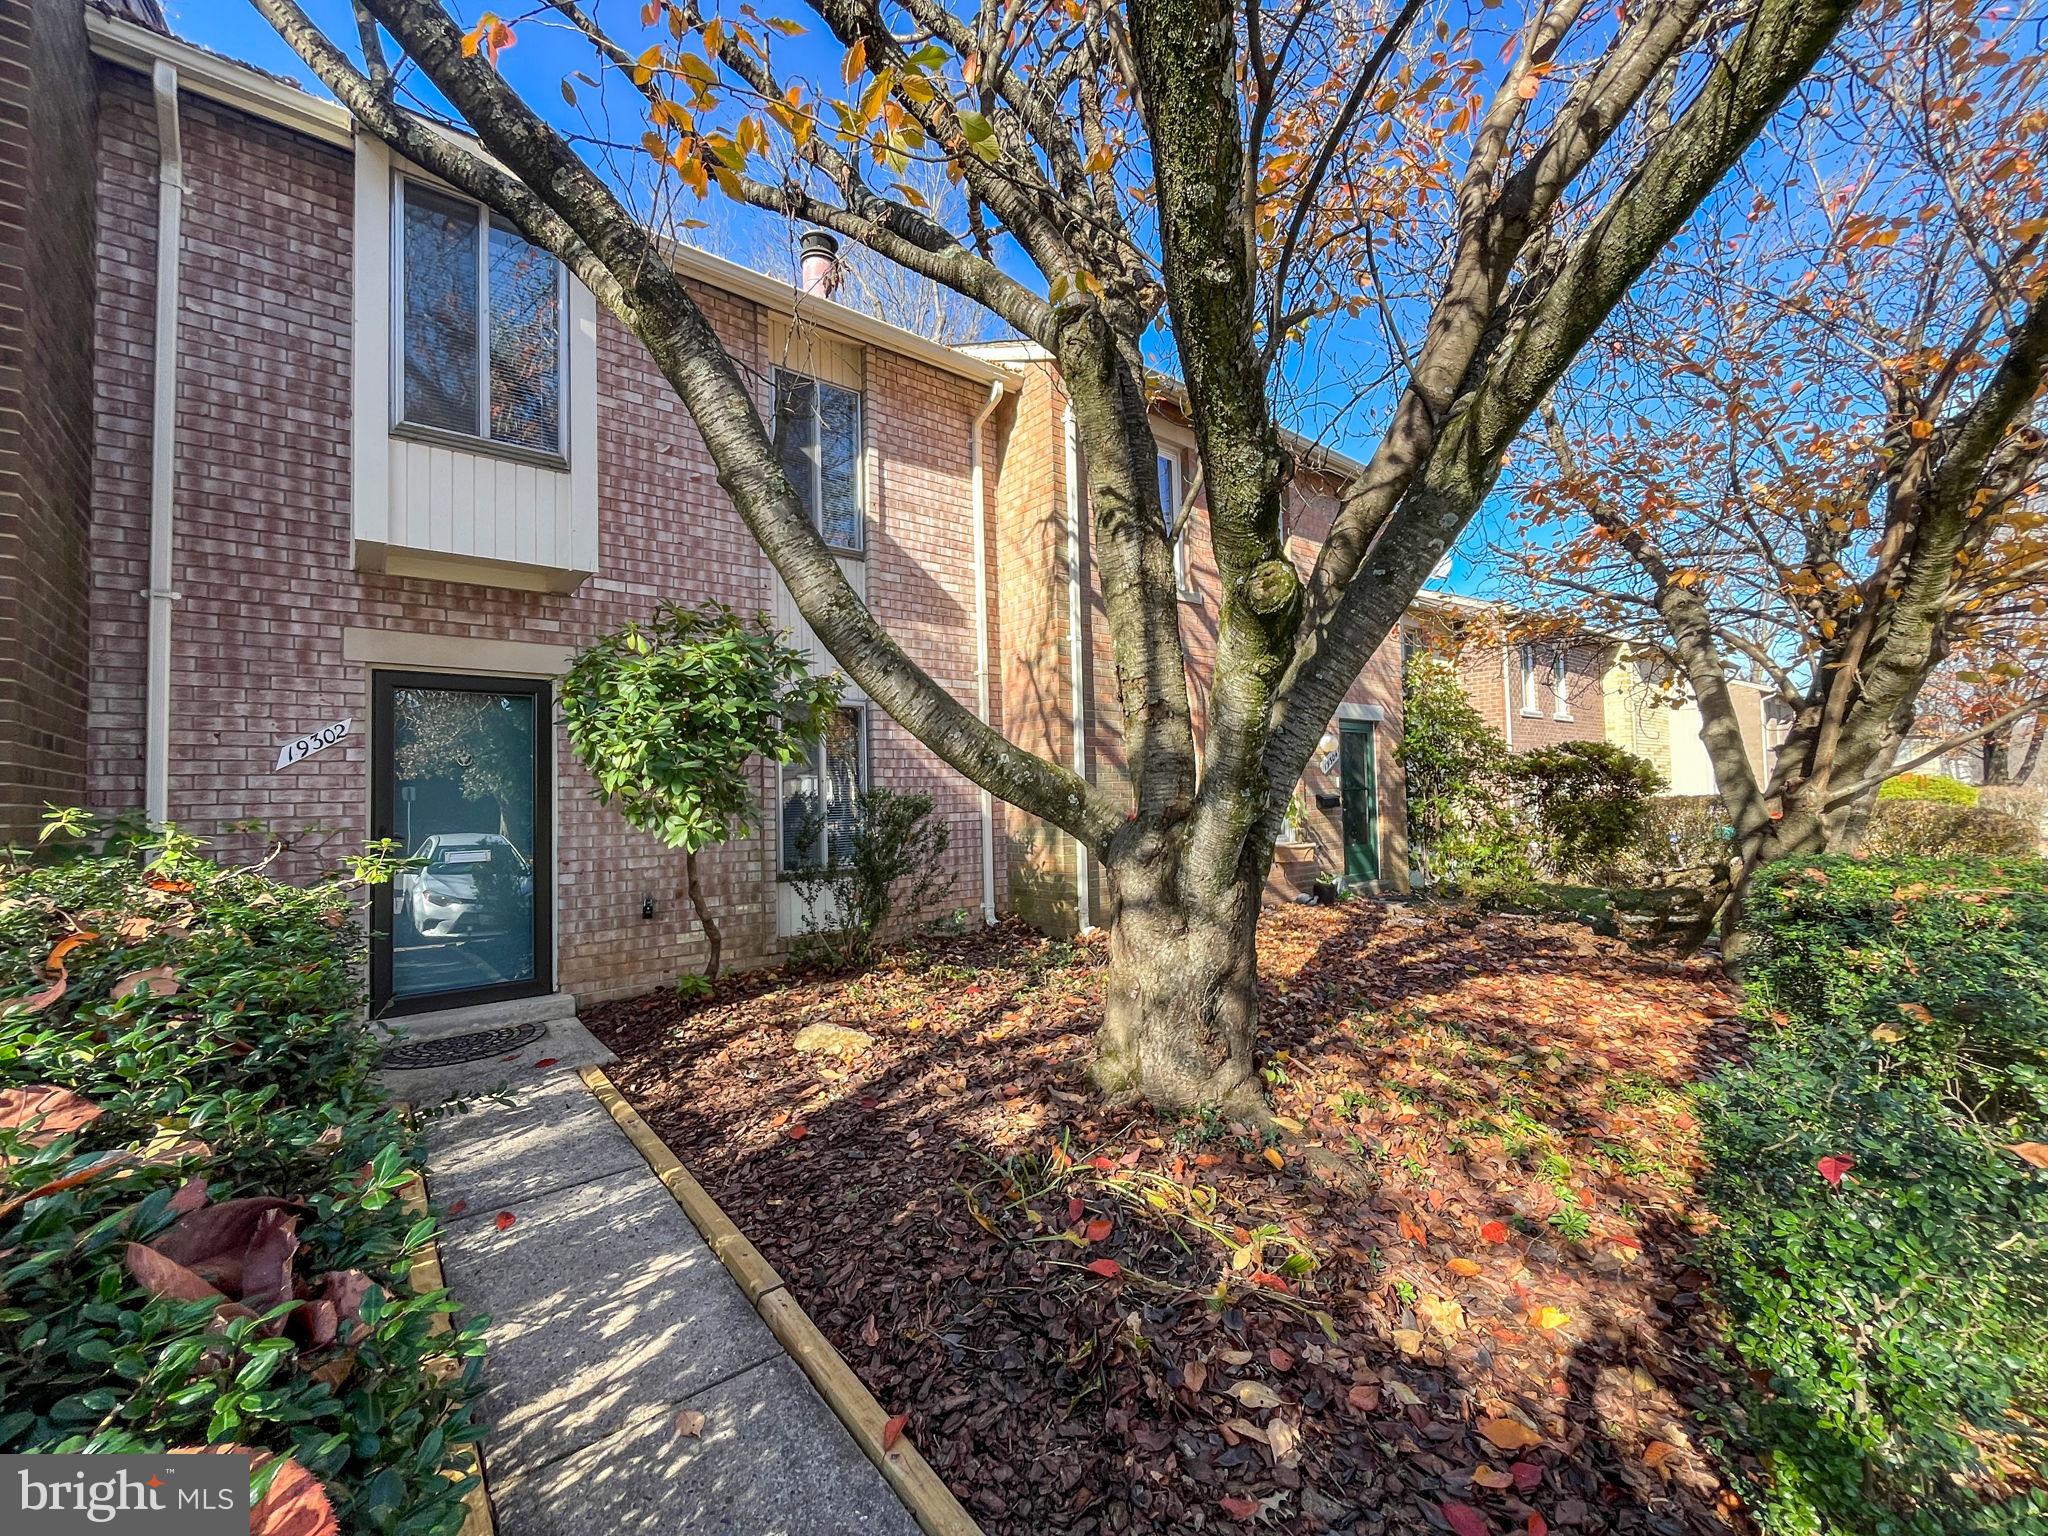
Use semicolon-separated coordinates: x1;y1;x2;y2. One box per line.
0;2;1412;1025
970;341;1408;932
4;1;1027;1020
1405;592;1773;793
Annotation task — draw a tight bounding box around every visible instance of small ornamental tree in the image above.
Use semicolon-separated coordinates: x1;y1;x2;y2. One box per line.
1398;652;1507;855
1509;740;1665;878
562;603;839;984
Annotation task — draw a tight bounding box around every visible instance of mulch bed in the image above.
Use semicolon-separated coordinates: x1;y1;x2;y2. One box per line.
584;900;1755;1536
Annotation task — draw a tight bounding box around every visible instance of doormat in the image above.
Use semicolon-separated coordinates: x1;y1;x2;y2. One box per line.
382;1021;548;1070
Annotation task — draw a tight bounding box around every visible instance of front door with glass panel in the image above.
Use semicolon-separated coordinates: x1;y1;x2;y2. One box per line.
1339;719;1380;887
371;673;552;1016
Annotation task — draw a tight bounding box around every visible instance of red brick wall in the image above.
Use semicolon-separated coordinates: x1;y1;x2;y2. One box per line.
0;0;97;840
88;69;1000;1003
1446;635;1613;753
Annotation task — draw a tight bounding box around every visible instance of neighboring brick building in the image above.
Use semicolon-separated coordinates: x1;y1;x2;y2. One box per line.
972;343;1407;933
72;11;1011;1013
0;0;101;840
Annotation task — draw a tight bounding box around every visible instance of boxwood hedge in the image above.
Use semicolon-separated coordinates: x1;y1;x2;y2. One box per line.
0;826;485;1535
1704;856;2047;1535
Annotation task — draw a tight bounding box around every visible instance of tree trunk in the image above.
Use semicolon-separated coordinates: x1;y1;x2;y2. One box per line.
685;849;722;984
1982;729;2012;786
1091;835;1266;1115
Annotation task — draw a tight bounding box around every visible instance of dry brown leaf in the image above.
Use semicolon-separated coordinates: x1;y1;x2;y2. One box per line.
1228;1380;1283;1409
1479;1416;1544;1452
674;1408;706;1438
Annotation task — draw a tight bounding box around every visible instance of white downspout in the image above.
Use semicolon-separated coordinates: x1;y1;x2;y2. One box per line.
969;378;1003;926
1501;645;1516;751
144;62;184;827
1062;406;1092;930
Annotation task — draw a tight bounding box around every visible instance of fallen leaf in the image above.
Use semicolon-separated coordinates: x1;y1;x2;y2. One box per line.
1528;1515;1549;1536
882;1412;908;1450
1267;1416;1301;1467
2006;1142;2048;1169
1345;1381;1379;1413
0;1085;103;1145
1531;1306;1571;1330
1182;1359;1208;1393
1480;1416;1543;1452
1441;1499;1490;1536
1480;1220;1511;1244
1448;1257;1483;1277
1262;1146;1285;1171
446;1199;469;1218
1392;1328;1425;1357
787;1124;809;1140
1643;1440;1676;1471
110;965;180;1002
1817;1153;1854;1186
1084;1218;1112;1242
1084;1257;1121;1279
1510;1460;1543;1492
1472;1464;1515;1489
494;1211;517;1231
674;1409;706;1438
532;1057;559;1069
1219;1495;1259;1522
1229;1380;1284;1409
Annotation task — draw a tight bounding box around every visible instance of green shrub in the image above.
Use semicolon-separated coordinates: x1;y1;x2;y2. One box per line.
788;787;954;966
1;825;485;1535
1506;739;1665;877
1862;802;2038;860
1622;793;1730;880
1877;772;1978;805
1703;856;2048;1536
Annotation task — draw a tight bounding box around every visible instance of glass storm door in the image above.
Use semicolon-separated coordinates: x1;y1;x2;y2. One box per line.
371;673;552;1015
1339;720;1380;886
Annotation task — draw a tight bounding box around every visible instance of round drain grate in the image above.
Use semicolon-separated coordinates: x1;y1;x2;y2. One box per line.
382;1021;548;1070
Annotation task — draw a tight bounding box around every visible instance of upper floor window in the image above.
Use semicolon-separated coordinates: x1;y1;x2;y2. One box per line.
398;180;564;457
1158;450;1195;599
774;369;864;553
1520;643;1571;718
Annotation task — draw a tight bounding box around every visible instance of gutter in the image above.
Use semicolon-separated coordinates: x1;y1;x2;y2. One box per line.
1062;406;1091;930
144;60;183;826
969;379;1002;926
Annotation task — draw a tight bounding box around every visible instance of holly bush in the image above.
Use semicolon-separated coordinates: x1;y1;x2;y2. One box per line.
1;823;485;1536
1876;773;1979;806
1703;856;2048;1536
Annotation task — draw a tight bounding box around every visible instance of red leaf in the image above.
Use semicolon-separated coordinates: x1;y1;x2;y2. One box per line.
881;1412;908;1450
1085;1257;1122;1279
532;1057;559;1069
446;1198;469;1219
125;1242;227;1304
787;1124;809;1140
1480;1220;1511;1244
175;1450;336;1536
1345;1382;1379;1412
1528;1516;1548;1536
1084;1218;1112;1242
1510;1460;1544;1493
166;1177;210;1215
241;1207;302;1313
1066;1197;1085;1224
1441;1501;1490;1536
494;1211;517;1231
1219;1495;1259;1521
1818;1154;1854;1186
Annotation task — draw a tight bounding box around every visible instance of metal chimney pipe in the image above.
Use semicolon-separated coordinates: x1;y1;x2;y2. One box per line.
798;229;840;299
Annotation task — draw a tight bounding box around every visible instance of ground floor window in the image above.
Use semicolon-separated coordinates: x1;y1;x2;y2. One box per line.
780;705;866;873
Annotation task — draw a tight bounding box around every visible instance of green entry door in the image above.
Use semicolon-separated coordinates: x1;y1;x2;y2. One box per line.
1339;719;1379;885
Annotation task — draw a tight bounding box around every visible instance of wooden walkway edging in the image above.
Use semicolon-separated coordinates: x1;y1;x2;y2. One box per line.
398;1171;496;1536
577;1066;984;1536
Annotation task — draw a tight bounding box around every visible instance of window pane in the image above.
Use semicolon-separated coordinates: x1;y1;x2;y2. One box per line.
1157;453;1177;536
401;185;481;435
773;371;817;526
822;708;862;867
781;740;822;872
818;384;862;550
488;219;561;453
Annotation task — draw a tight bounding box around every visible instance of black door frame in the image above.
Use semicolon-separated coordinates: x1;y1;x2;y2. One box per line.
370;669;555;1018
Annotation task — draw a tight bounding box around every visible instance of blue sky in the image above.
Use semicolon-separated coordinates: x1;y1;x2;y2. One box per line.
172;0;1515;598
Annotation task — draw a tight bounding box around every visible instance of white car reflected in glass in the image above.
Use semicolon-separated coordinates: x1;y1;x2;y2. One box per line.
399;833;533;941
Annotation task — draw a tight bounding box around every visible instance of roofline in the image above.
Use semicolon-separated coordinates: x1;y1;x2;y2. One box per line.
85;12;1017;392
957;340;1367;480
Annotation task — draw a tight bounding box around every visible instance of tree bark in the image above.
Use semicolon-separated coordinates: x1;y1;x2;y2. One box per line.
685;849;722;984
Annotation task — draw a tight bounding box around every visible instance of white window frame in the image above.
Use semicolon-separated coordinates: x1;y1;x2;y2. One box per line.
1519;643;1540;714
773;367;866;555
1158;449;1196;600
1551;647;1572;720
391;174;570;465
779;703;869;874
